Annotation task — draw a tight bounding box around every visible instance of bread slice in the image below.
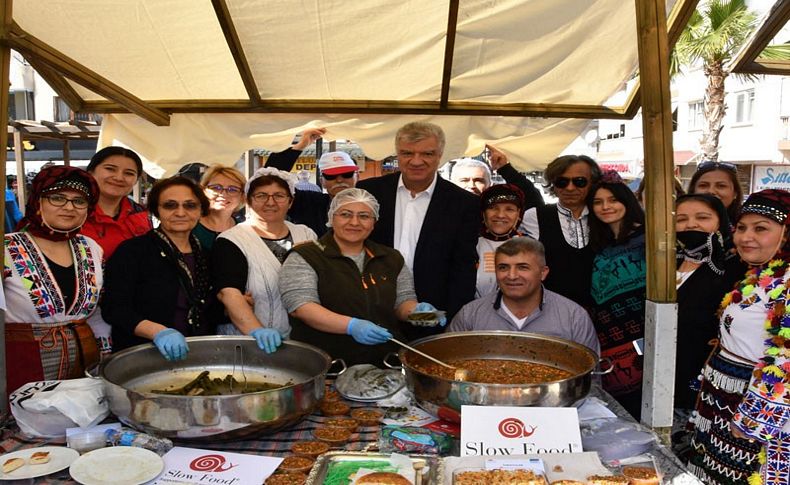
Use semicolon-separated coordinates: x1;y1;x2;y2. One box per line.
3;458;24;474
29;451;50;465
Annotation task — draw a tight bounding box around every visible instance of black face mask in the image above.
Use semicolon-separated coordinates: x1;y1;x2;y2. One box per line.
676;230;726;275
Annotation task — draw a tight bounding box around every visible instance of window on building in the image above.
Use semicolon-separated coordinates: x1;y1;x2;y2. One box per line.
53;96;71;122
7;91;35;121
688;100;704;130
672;108;678;132
734;89;755;124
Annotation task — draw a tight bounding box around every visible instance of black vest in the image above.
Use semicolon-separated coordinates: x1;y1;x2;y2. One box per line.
290;232;405;366
536;204;594;308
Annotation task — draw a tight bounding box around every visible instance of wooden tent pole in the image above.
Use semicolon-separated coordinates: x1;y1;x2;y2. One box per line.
0;0;12;413
635;0;677;435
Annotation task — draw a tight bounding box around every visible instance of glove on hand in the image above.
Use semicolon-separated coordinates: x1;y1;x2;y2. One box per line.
153;328;189;361
250;328;282;354
414;302;447;327
347;318;392;345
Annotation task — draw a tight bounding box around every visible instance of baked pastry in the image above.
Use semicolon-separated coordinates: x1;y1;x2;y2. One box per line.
621;466;659;485
277;456;314;474
312;426;352;445
264;472;307;484
455;469;547;485
29;451;50;465
587;475;630;485
2;458;24;474
355;471;413;484
290;440;330;458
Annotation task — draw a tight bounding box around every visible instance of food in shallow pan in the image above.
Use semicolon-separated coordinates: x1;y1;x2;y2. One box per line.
413;358;572;383
150;370;285;396
290;440;330;458
454;468;547;484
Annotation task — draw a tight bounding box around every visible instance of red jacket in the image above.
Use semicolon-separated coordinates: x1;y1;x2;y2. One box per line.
82;197;152;260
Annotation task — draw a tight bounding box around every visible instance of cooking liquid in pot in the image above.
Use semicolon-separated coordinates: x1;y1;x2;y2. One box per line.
148;370;287;396
413;358;572;383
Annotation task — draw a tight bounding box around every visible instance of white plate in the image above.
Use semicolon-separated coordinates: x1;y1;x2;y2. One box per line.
0;446;79;480
69;446;164;485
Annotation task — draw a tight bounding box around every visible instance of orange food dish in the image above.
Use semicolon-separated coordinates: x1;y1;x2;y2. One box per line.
290;440;330;458
414;358;572;384
320;400;350;416
350;408;384;426
313;426;352;445
324;417;359;431
278;456;314;474
264;472;307;485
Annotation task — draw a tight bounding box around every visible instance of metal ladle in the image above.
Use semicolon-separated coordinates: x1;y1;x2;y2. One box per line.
389;338;469;381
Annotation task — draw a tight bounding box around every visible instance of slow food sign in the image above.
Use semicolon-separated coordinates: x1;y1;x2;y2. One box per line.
460;406;582;456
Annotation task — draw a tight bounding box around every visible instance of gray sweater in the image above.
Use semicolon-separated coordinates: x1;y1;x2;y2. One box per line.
448;288;600;356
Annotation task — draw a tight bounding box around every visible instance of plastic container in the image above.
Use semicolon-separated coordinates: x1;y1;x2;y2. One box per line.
105;428;174;456
67;430;107;454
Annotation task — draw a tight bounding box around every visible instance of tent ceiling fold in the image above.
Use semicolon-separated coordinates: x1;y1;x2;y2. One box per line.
731;0;790;75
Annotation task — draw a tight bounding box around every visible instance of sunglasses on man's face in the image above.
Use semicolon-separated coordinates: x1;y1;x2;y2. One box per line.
322;172;355;181
697;161;737;173
553;176;589;189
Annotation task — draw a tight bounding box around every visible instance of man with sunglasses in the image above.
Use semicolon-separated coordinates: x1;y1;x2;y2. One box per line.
286;151;359;236
521;154;601;307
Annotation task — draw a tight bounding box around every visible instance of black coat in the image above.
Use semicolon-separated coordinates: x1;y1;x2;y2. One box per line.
357;173;479;340
102;232;221;352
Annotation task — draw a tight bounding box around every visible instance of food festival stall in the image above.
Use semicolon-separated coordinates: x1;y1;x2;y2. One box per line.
4;0;785;483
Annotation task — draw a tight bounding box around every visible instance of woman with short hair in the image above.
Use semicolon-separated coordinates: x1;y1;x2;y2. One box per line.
193;165;246;250
102;176;218;360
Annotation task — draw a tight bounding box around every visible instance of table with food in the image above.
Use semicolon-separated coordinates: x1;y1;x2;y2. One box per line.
0;332;701;484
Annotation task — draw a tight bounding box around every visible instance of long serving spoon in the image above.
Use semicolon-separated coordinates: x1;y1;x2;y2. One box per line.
389;337;469;381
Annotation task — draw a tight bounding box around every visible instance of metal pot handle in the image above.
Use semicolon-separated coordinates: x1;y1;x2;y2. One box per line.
592;356;615;375
84;363;101;379
383;352;402;370
326;358;347;378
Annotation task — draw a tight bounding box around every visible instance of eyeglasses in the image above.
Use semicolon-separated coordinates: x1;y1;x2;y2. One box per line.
43;194;89;209
322;172;356;181
251;192;290;203
335;210;374;222
206;184;243;196
697;161;737;173
553;176;589;189
160;200;201;211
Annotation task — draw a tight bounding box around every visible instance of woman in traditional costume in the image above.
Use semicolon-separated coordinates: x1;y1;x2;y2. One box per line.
687;189;790;485
4;166;102;393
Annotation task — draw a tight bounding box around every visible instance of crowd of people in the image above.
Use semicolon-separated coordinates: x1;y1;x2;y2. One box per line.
3;121;789;484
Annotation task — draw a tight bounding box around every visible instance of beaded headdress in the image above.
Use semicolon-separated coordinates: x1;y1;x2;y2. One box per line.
738;189;790;225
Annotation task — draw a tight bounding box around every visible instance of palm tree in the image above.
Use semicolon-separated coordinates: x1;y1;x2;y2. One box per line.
674;0;790;161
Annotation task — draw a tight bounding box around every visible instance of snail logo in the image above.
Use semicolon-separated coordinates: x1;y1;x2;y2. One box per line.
498;417;538;438
189;454;238;473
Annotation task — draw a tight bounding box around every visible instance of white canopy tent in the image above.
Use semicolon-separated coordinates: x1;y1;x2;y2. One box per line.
0;0;694;427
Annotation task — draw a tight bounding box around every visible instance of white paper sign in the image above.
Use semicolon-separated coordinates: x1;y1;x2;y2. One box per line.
752;164;790;192
148;446;283;485
460;406;582;456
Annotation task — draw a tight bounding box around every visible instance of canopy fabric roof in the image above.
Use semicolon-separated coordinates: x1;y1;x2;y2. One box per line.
7;0;685;176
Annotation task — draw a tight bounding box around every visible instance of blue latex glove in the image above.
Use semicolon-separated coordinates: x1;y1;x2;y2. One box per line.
153;328;189;361
414;302;447;327
346;318;392;345
250;327;282;354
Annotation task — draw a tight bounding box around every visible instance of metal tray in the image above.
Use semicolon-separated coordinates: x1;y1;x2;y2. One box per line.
305;451;444;484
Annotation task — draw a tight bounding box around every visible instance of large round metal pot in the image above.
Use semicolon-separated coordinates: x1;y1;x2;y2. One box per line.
398;331;597;419
97;336;331;442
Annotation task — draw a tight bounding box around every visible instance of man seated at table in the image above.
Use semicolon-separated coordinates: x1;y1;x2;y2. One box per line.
448;237;599;355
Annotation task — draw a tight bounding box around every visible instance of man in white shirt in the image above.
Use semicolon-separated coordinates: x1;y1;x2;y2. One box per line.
357;122;479;339
449;237;600;355
521;155;601;307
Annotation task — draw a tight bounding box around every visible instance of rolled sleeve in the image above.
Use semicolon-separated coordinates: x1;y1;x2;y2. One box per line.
279;252;321;312
394;264;417;308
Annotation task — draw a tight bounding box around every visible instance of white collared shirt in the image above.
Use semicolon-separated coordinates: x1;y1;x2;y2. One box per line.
394;173;438;270
520;202;590;249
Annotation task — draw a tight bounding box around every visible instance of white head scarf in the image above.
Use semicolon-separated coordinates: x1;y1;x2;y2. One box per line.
327;188;380;227
245;167;297;196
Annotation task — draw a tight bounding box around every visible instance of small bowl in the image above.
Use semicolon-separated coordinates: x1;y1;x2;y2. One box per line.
312;426;352;446
277;455;315;474
290;440;330;459
67;431;107;454
350;408;384;426
324;417;359;432
265;472;307;484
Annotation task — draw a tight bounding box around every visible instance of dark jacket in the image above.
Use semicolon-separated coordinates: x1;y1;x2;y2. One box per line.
357;173;478;340
497;163;544;211
290;232;406;365
102;231;221;351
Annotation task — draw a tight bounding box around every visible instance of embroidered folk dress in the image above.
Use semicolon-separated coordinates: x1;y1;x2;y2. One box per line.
688;261;790;485
3;232;103;394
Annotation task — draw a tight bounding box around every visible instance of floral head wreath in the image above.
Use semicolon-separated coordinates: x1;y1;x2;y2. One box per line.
245;166;297;196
